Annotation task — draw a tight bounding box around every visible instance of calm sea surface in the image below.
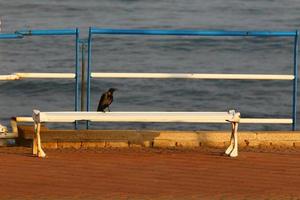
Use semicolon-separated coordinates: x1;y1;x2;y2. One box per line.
0;0;300;130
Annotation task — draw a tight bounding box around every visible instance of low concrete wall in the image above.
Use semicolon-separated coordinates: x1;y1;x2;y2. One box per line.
16;125;300;149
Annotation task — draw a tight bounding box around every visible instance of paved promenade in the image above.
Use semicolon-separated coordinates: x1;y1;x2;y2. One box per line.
1;147;300;199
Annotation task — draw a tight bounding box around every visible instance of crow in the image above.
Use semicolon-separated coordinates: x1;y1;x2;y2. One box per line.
97;88;117;112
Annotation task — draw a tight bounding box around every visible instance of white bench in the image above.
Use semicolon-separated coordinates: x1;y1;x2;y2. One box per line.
32;110;241;158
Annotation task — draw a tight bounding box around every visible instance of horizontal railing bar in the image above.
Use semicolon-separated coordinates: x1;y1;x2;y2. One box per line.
91;28;296;37
247;31;297;37
91;72;294;80
240;118;293;124
15;29;77;36
0;73;75;80
0;74;19;80
15;73;75;79
15;117;34;122
0;33;23;39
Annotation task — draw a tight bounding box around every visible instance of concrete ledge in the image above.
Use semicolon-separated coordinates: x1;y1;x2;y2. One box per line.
16;125;300;149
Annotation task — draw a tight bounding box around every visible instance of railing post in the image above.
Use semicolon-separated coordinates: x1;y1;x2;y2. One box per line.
74;28;80;129
81;40;86;111
86;27;92;129
293;30;299;131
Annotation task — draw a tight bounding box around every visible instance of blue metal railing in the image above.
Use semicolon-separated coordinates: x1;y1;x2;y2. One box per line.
1;28;299;130
293;31;299;130
0;33;23;39
91;29;297;37
15;29;78;36
75;28;80;115
16;29;80;115
0;29;80;126
88;27;299;130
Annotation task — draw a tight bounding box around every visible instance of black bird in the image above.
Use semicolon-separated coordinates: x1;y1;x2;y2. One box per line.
97;88;117;112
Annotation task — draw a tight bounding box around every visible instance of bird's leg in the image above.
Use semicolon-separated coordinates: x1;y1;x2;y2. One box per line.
108;107;110;112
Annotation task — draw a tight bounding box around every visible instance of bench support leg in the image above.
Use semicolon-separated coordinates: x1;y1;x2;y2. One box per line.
33;123;38;155
225;122;239;157
34;122;46;158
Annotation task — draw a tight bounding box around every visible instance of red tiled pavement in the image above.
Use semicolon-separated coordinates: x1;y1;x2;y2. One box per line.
0;147;300;199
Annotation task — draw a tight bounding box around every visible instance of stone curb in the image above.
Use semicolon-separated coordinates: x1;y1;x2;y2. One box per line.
15;126;300;149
